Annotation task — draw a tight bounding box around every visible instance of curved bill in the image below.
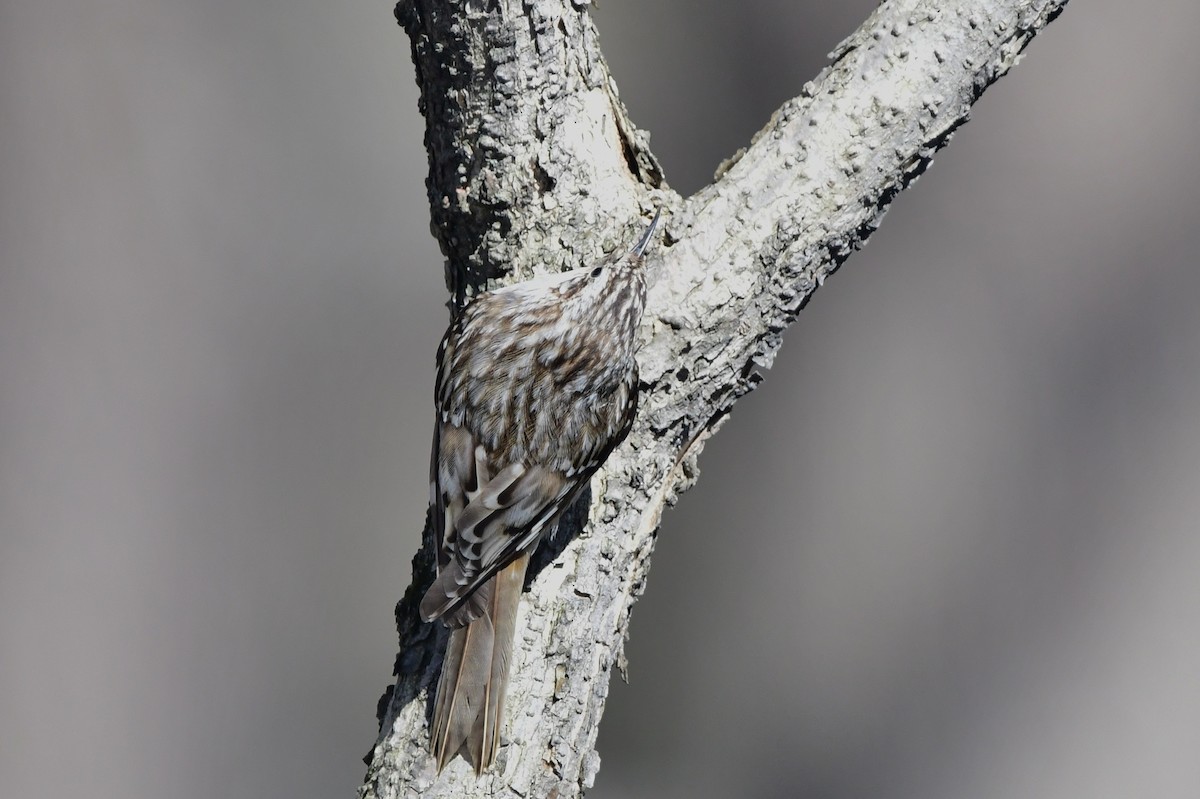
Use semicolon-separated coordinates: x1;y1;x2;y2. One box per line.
630;207;662;257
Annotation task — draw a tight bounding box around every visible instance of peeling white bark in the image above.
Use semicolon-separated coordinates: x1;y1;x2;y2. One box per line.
360;1;1070;796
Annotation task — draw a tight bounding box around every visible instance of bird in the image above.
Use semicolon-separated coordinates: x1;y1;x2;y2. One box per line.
419;209;662;774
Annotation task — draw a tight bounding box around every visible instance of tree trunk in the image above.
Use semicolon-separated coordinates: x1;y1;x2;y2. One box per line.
360;1;1070;796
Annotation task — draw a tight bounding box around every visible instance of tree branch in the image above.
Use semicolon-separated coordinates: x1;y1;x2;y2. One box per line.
360;0;1069;796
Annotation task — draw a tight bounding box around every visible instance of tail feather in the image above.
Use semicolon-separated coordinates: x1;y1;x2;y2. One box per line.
430;553;530;774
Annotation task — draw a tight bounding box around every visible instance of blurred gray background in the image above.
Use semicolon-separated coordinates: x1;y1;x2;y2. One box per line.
2;1;1198;797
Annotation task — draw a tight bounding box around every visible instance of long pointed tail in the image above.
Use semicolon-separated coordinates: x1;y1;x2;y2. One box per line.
430;553;529;774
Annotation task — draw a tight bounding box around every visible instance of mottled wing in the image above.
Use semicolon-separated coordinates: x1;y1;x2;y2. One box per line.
426;323;460;571
420;421;573;625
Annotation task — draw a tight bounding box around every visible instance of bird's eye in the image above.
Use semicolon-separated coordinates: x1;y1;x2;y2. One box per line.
591;266;603;278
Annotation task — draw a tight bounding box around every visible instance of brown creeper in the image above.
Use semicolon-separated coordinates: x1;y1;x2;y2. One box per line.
420;209;661;774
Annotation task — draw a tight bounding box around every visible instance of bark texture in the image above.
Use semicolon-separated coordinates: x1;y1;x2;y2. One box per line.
361;1;1070;796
